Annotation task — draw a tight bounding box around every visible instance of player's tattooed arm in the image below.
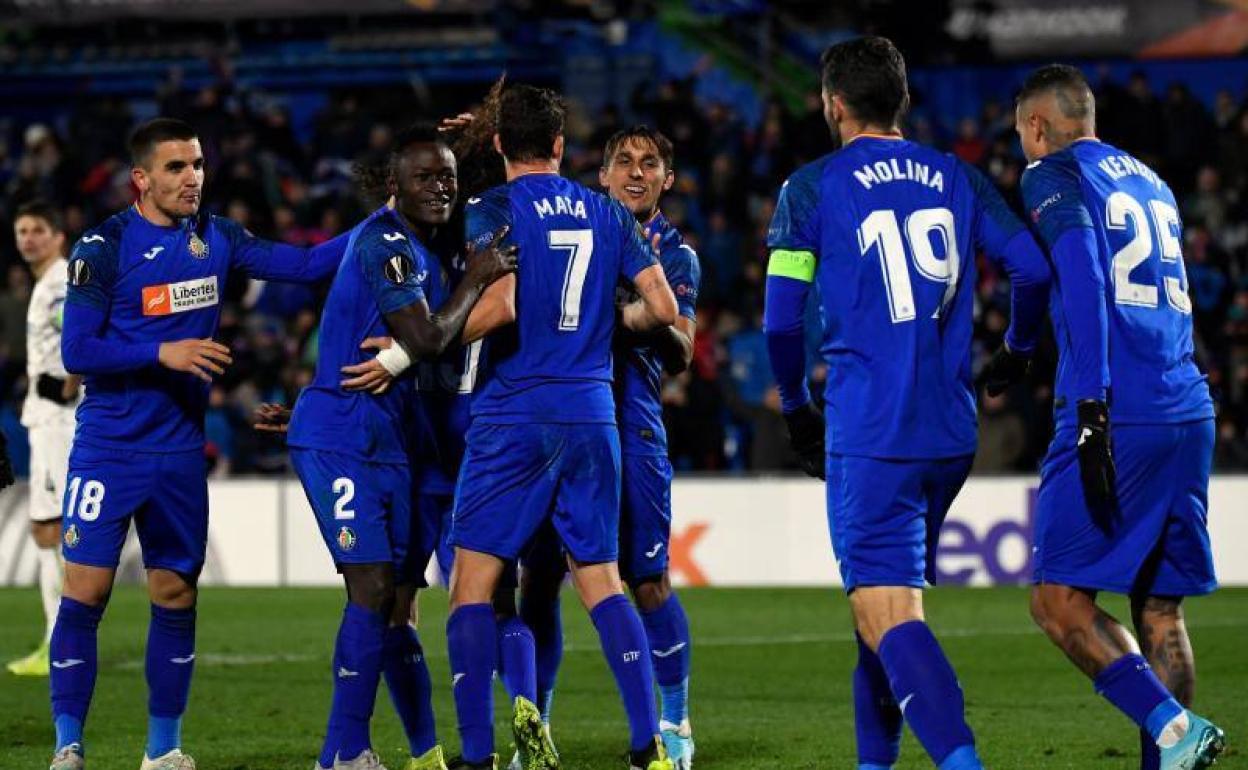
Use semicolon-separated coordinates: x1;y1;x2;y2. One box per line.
390;225;517;356
620;264;678;332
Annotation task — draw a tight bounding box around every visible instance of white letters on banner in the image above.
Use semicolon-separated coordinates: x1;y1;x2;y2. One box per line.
0;477;1243;587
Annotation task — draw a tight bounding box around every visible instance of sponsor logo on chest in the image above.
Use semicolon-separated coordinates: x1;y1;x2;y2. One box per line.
142;275;219;316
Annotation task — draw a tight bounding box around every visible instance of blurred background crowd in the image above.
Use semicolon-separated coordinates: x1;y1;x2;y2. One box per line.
2;0;1247;475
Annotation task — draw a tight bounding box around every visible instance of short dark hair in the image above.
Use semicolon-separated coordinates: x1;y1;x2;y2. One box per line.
820;36;909;127
602;125;675;171
497;84;566;163
128;118;198;167
390;121;448;166
1017;64;1095;121
14;199;63;232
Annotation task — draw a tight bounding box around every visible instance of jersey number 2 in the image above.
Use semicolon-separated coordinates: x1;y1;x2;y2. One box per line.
858;208;960;324
550;229;594;331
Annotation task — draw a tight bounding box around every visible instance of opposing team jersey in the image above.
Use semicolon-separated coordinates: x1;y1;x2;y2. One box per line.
408;249;481;494
288;206;429;463
1021;139;1212;429
64;205;345;453
768;136;1042;459
613;210;700;455
464;173;657;424
22;258;78;429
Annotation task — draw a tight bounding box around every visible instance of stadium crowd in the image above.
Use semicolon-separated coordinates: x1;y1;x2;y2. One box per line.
2;67;1248;475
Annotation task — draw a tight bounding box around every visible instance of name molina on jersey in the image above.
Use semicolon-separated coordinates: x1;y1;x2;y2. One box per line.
852;158;946;192
142;276;219;316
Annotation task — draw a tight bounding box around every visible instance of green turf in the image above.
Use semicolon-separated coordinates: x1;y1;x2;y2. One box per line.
1;586;1243;769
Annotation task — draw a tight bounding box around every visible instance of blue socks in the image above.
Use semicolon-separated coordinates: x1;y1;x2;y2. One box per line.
321;603;385;765
498;615;538;704
50;597;104;753
145;604;196;758
854;633;902;768
590;593;659;752
520;592;563;722
638;593;692;726
382;625;437;757
447;603;499;763
877;621;980;769
1093;654;1184;742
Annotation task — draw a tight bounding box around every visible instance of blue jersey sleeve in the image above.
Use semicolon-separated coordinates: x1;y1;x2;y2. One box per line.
614;200;658;281
960;161;1052;354
766;162;822;253
62;231;161;374
358;234;428;315
1021;157;1109;400
465;188;514;251
220;216;350;283
663;243;701;320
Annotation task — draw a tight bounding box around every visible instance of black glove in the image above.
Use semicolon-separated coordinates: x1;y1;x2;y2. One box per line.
1076;399;1117;525
784;401;826;480
977;343;1030;397
36;373;74;405
0;431;14;491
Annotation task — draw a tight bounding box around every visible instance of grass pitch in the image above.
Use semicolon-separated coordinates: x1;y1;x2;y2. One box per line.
1;586;1243;769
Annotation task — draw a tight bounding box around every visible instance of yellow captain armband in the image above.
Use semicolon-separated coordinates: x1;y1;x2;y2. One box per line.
767;249;816;282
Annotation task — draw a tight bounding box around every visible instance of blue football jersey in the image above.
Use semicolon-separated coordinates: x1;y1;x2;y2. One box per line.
408;249;481;494
464;173;657;424
64;205;345;453
1021;139;1212;429
613;210;700;455
288;206;428;462
767;136;1036;459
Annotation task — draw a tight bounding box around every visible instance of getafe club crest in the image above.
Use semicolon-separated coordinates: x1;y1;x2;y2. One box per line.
188;233;209;259
337;526;357;552
64;524;80;548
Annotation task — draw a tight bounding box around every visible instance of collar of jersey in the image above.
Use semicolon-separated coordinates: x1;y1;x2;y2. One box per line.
848;132;905;144
130;202;186;232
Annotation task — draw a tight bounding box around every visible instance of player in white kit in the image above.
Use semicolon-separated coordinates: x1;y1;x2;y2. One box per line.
7;200;80;677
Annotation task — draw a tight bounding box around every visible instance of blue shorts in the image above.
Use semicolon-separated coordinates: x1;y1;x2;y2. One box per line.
1034;420;1216;596
826;453;973;592
452;422;621;563
619;453;674;583
292;448;426;582
61;444;208;576
425;491;523;588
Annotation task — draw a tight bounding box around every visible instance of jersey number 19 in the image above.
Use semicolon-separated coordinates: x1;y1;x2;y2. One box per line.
858;207;961;324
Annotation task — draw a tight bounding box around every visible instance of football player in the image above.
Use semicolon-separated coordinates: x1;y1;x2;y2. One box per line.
445;84;677;770
52;118;351;770
764;38;1051;769
1017;64;1226;769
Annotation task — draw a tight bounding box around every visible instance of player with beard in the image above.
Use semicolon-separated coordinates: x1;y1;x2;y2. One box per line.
51;117;353;770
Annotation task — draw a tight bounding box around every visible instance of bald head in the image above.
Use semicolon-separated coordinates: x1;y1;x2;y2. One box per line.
1015;64;1097;162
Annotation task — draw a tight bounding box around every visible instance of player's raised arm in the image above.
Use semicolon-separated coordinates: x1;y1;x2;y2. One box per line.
220;216;352;283
388;225;517;355
618;205;677;331
763;169;824;479
960;162;1053;395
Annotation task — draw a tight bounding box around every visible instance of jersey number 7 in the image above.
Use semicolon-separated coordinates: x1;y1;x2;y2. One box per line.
550;229;594;331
